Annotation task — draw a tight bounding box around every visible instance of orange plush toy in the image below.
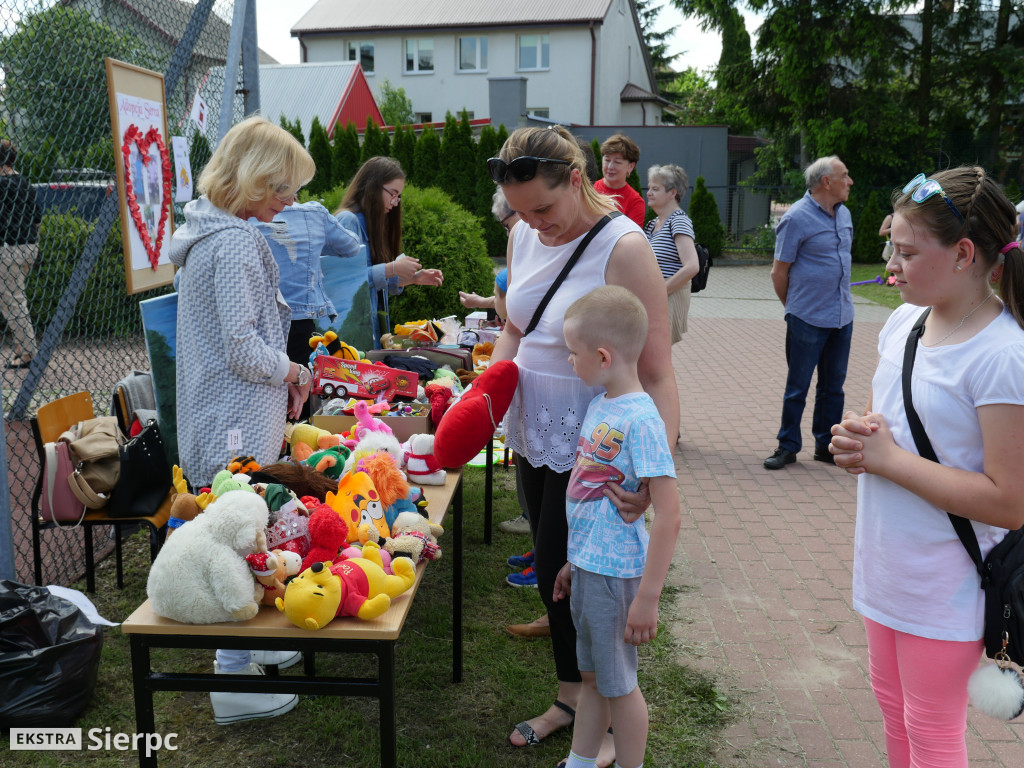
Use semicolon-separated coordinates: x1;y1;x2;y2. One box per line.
325;471;390;545
355;452;409;510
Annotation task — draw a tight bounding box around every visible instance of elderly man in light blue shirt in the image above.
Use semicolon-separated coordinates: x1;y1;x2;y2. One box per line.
764;156;855;470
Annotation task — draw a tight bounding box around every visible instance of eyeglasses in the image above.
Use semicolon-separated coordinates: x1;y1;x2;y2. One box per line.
383;186;402;204
500;212;517;233
902;173;964;223
487;156;571;184
274;188;298;204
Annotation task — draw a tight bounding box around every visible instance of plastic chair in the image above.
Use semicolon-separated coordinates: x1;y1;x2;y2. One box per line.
30;391;171;591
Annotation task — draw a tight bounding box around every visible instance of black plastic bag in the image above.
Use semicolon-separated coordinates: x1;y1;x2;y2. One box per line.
0;580;103;727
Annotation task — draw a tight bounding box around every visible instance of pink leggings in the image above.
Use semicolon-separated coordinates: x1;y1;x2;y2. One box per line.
864;618;983;768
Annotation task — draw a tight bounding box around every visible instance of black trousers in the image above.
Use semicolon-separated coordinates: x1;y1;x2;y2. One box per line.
287;319;316;423
516;457;581;684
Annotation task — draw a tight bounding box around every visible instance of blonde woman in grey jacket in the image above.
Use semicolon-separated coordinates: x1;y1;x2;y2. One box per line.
168;115;314;725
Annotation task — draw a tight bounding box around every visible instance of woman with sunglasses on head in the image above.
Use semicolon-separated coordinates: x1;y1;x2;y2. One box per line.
645;164;700;344
831;167;1024;768
335;156;443;348
488;125;679;768
170;115;314;723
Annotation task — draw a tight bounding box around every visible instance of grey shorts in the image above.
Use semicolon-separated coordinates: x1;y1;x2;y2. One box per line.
570;565;640;698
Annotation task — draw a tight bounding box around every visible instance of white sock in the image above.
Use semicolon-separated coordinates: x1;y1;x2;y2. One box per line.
565;752;598;768
613;762;643;768
215;648;251;672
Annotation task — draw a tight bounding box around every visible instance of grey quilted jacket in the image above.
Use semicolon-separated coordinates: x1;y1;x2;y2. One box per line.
170;197;291;487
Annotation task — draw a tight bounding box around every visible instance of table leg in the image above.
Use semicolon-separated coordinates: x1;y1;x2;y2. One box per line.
484;438;493;545
453;476;463;683
380;641;396;768
130;636;157;768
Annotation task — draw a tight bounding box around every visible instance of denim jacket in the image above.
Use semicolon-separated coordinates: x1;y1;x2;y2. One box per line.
253;201;362;321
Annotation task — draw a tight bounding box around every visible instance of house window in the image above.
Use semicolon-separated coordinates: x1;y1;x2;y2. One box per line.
414;112;433;124
347;41;374;74
405;39;434;73
458;36;488;72
518;33;549;71
528;108;550;119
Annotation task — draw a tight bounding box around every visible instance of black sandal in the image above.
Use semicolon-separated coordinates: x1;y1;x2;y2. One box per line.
508;699;576;747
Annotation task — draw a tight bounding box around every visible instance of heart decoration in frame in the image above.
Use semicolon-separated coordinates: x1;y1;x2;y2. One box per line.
121;123;172;270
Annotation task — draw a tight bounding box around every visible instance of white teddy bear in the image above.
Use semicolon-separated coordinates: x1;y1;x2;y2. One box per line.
147;489;269;624
402;433;446;485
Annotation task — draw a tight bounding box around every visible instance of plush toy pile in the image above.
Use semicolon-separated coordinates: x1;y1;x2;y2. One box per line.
147;404;448;630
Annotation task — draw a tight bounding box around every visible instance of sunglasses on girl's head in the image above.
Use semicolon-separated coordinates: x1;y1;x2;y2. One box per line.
902;173;964;223
487;156;571;184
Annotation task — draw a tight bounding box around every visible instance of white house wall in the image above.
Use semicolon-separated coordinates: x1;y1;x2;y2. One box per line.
299;13;655;125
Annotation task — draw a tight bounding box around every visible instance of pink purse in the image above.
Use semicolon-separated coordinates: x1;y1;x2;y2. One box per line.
39;440;87;524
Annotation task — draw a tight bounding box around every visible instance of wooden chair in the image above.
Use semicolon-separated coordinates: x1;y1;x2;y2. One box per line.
30;391;172;592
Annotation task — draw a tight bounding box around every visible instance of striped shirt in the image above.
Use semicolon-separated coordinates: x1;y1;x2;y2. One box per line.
644;208;694;279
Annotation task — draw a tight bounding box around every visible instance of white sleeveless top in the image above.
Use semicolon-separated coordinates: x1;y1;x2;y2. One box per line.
505;214;641;471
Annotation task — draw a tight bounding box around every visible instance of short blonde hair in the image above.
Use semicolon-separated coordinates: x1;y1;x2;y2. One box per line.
564;285;648;362
198;116;315;217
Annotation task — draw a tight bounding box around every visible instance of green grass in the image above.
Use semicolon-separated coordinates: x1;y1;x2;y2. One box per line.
850;262;904;309
12;466;732;767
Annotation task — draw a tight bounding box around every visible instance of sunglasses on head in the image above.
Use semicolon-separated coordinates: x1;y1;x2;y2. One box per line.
487;156;571;184
902;173;964;223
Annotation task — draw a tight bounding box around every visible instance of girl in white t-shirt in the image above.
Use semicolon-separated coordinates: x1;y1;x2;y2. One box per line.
832;166;1024;768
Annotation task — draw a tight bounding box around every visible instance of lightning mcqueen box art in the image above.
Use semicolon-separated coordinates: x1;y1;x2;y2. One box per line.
311;356;419;401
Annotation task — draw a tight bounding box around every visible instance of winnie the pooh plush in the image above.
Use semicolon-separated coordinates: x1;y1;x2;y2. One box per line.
276;542;417;629
147;490;269;623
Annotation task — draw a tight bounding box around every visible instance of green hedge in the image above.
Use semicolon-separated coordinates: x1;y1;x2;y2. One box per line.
26;212;171;338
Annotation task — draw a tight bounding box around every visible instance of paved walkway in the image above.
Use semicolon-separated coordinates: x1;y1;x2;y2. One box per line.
668;265;1024;767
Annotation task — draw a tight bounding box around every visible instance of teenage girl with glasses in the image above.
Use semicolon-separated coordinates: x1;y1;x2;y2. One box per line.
831;166;1024;767
335;156;443;348
488;125;679;768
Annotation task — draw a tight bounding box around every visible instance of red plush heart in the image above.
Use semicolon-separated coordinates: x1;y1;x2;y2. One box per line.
121;123;172;270
434;360;519;468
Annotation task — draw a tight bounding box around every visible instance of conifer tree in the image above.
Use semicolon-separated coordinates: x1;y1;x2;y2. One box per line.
391;124;416;180
306;116;333;194
332;121;361;185
361;117;388;163
412;125;441;189
690;176;726;259
475;124;505;256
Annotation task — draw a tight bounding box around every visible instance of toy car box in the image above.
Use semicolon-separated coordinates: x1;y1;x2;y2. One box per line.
310;356;418;401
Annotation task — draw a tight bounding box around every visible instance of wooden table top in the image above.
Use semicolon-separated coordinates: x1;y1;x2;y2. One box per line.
121;469;462;641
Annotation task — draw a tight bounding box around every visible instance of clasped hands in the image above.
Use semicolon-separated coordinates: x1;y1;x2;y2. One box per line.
829;410;898;475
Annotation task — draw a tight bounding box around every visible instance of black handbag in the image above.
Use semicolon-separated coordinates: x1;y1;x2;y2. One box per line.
106;420;171;518
903;308;1024;664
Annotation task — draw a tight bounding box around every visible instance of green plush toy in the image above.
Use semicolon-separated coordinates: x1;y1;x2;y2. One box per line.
303;445;351;480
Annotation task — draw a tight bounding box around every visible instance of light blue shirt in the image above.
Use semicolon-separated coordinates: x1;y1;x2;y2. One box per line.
252;201;362;322
566;392;676;579
774;191;854;329
335;209;403;347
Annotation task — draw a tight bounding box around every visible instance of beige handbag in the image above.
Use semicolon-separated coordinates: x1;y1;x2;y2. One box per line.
60;417;124;509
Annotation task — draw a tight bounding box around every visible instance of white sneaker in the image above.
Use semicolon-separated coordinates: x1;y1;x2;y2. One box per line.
498;516;531;535
249;650;302;669
210;661;298;725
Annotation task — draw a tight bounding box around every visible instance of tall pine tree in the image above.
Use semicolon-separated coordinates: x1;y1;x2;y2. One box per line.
412;125;441;189
307;116;333;194
391;124;416;181
332;121;361;185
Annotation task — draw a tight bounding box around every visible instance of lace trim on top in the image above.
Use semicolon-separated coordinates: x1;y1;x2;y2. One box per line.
505;365;603;471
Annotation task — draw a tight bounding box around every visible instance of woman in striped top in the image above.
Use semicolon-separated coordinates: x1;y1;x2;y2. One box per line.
645;164;700;343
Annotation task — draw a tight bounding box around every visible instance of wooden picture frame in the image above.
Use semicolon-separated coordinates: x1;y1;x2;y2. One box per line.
105;57;175;294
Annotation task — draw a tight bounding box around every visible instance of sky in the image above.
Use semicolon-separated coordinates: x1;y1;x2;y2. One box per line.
254;1;761;78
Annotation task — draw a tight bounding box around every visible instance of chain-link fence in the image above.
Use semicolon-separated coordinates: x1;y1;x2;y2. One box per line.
0;0;252;586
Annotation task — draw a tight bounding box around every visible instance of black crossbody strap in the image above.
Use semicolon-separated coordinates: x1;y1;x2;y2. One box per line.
902;307;986;576
523;212;621;336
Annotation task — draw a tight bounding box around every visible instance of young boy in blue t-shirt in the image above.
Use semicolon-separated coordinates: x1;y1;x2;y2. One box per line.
553;285;680;768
